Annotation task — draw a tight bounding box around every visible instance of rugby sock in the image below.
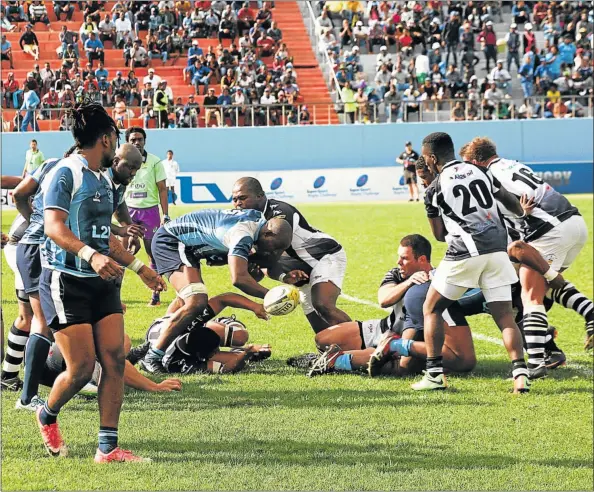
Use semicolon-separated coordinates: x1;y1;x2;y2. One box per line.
333;354;353;372
39;402;59;426
426;356;444;377
511;358;529;379
389;338;413;357
523;305;548;369
550;282;594;330
1;324;29;380
98;426;119;454
21;334;52;405
147;347;165;361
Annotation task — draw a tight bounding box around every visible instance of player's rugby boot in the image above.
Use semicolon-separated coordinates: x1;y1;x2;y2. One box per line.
307;345;342;377
36;406;68;457
94;447;151;463
411;372;447;391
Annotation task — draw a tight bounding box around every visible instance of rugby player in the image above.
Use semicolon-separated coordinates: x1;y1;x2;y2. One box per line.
132;292;272;375
416;132;530;392
140;208;292;373
37;103;166;462
308;234;476;377
464;137;594;377
124;127;169;306
231;177;351;333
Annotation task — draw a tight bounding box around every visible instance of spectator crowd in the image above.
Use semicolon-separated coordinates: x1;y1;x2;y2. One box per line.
1;0;315;130
313;0;593;123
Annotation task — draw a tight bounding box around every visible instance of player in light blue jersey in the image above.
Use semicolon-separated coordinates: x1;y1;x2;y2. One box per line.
140;208;293;373
36;104;165;464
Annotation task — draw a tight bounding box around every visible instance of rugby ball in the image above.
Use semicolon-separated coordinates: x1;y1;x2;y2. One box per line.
263;285;300;316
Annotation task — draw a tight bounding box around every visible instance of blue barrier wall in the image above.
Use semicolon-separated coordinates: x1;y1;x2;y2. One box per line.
2;119;592;191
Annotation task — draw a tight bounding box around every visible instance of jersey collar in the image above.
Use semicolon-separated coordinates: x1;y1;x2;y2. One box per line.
441;159;462;170
486;157;501;169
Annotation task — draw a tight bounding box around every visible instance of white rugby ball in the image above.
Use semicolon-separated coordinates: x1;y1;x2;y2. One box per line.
263;285;300;316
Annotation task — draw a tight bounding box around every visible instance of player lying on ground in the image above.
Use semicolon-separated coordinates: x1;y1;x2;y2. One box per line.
37;334;181;395
232;177;352;333
307;234;476;377
140;208;292;373
464;138;594;374
417;132;530;393
131;292;272;375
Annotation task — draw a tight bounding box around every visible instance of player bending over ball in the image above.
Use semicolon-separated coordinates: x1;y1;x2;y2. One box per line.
140;208;292;374
307;234;476;377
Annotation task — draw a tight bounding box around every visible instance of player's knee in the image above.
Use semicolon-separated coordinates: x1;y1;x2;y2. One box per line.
507;240;525;261
314;329;331;350
99;345;126;375
123;334;131;354
457;353;477;372
312;298;335;320
229;328;249;347
70;358;97;387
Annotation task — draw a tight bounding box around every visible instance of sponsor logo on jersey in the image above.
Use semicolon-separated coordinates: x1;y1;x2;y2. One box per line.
270;178;283;190
93;191;101;202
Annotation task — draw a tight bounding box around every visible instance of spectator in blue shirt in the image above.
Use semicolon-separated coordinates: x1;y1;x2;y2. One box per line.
187;41;203;65
94;61;109;80
545;45;563;79
512;1;530;25
84;32;104;67
148;8;162;31
20;82;41;132
190;60;212;95
519;53;534;98
558;36;577;66
1;35;14;69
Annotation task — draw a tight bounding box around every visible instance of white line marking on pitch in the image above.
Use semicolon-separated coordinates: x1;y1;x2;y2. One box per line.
341;292;593;377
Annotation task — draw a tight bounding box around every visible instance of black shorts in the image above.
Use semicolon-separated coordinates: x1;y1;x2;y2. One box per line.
1;53;9;60
403;169;417;184
39;269;123;330
163;328;220;374
151;227;201;276
16;243;42;294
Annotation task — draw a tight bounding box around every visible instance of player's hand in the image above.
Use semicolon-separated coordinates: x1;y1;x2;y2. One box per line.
127;236;142;255
548;272;566;291
520;194;536;216
122;223;146;238
154;378;182;392
1;233;8;249
90;253;124;281
253;303;270;321
137;265;167;292
283;270;309;285
407;271;429;286
162;214;171;224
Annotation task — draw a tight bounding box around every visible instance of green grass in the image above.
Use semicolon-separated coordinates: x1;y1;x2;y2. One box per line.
2;199;593;491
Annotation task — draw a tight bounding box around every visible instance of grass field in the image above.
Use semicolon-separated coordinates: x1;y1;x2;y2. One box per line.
1;199;593;491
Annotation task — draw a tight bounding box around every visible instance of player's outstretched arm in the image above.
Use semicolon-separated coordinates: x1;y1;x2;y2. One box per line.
229;256;270;299
209;293;270;320
45;209;124;281
108;234;167;292
0;175;22;190
428;216;447;242
493;187;524;217
124;360;182;392
507;240;566;290
12;175;38;221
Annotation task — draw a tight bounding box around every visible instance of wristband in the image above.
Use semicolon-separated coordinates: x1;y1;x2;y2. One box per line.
127;258;145;273
163;215;171;223
77;245;97;263
278;273;287;283
543;267;559;282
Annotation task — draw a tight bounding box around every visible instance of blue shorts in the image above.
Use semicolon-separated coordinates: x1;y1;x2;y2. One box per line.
16;243;42;294
151;227;201;276
39;269;123;330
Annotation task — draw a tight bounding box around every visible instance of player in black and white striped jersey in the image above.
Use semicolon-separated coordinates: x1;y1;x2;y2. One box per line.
418;132;530;393
465;137;594;377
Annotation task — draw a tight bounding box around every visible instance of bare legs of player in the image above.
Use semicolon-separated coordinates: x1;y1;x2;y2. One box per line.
310;282;351;332
315;321;362;351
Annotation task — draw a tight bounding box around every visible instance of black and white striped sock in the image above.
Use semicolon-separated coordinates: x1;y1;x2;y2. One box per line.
550;282;594;334
1;324;29;380
523;305;548;369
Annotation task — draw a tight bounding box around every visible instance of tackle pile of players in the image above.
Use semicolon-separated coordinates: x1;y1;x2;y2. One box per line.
1;103;592;463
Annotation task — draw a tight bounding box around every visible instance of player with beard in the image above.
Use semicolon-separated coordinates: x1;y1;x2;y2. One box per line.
231;177;351;334
36;103;166;462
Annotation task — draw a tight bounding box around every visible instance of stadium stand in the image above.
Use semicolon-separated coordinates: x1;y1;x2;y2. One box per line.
304;0;593;123
1;0;339;130
1;1;592;130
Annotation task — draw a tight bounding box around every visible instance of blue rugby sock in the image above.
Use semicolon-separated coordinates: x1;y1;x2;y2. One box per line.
333;354;353;372
389;338;413;357
21;334;52;405
98;426;118;454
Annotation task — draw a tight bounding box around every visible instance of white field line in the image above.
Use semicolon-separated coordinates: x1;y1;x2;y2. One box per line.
341;292;594;377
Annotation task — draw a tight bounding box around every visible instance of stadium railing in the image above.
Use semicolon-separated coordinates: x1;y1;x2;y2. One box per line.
3;95;591;132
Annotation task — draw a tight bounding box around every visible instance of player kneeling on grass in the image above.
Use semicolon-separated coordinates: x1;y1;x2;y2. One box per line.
129;293;272;374
307;235;476;377
140;209;292;374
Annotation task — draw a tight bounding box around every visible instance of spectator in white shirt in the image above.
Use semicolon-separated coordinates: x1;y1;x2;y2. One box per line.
489;61;512;94
315;8;333;36
162;149;180;204
260;86;276;104
130;40;149;68
143;68;162;88
374;63;391;97
483;82;504;108
98;14;116;45
115;12;133;48
376;45;392;71
352;21;368;47
415;48;430;83
319;28;338;55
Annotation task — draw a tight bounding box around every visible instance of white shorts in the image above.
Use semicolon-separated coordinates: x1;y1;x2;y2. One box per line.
360;319;390;349
432;251;517;303
528;215;588;271
299;249;347;315
166;178;177;188
3;243;24;292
